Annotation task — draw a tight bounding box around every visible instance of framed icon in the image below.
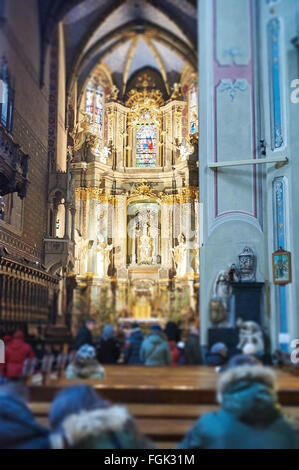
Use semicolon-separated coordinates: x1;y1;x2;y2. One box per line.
272;250;292;285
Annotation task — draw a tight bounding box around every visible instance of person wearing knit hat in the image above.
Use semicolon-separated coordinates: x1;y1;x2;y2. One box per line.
178;360;299;449
124;322;144;365
140;325;171;366
205;342;228;366
65;344;105;380
95;324;121;365
49;385;154;449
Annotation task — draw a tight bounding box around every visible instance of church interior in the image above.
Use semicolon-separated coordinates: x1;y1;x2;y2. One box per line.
0;0;299;451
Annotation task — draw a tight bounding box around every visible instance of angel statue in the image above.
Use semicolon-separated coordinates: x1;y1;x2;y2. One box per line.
171;82;182;99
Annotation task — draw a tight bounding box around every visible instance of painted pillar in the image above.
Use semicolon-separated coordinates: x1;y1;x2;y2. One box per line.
198;0;265;345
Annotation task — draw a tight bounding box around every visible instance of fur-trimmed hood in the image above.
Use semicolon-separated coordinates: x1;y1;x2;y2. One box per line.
50;406;131;449
216;365;280;425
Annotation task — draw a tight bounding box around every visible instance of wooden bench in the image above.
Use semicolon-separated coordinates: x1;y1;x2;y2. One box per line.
28;366;299;448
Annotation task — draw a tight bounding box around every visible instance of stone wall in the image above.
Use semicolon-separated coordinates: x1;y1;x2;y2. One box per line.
0;0;50;260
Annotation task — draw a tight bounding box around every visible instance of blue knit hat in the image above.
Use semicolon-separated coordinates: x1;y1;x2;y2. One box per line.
151;324;162;331
76;344;96;361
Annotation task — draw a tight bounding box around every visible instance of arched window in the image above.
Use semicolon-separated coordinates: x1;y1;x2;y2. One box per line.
85;80;104;141
189;81;198;135
136;120;158;167
0;57;14;132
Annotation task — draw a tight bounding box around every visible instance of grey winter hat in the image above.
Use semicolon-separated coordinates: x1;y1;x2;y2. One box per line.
211;342;227;354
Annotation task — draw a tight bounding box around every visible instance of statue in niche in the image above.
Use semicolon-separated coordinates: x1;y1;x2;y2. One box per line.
138;223;153;264
172;233;187;278
74;229;88;274
97;240;113;277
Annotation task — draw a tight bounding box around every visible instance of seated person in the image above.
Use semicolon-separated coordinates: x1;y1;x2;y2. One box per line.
95;325;120;365
49;385;154;449
0;382;49;449
140;325;171;366
205;342;228;366
178;355;299;449
65;344;105;380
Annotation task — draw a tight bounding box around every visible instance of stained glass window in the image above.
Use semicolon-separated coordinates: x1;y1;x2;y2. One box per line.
85;80;104;140
189;82;198;135
136;121;157;167
0;58;14;132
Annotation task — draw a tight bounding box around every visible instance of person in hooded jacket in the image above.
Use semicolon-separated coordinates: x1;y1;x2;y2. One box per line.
184;326;202;365
205;342;228;367
178;355;299;449
73;318;95;351
164;321;181;342
0;382;49;449
96;324;120;364
4;331;35;379
65;344;105;380
140;325;171;366
49;385;154;449
0;335;12;381
124;322;144;365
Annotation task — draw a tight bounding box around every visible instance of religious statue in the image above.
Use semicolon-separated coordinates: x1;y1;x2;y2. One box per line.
236;318;264;353
213;268;232;311
209;266;234;325
173;138;194;161
74;229;88;274
172;233;187;278
70;112;93;151
171;82;182;99
139;223;153;264
97;240;113;277
92;144;111;163
109;85;119;101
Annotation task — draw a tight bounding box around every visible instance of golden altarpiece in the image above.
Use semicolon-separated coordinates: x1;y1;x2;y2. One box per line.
70;65;199;326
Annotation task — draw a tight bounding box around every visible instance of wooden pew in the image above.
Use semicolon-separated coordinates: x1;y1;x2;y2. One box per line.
28;366;299;448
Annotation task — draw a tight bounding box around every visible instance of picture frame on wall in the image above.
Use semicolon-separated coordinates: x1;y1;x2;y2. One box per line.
272;249;292;285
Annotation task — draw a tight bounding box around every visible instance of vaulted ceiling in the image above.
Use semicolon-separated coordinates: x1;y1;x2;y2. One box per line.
39;0;197;93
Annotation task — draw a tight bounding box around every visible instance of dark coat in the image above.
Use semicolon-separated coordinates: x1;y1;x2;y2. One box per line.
205;352;227;366
140;331;171;366
0;395;49;449
96;337;120;364
164;322;181;342
73;326;93;351
50;406;154;449
4;331;35;378
178;365;299;449
124;328;144;365
185;334;202;365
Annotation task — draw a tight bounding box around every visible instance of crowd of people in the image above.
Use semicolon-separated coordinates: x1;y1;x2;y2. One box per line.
0;320;298;449
70;318;202;373
0;319;272;382
1;353;299;449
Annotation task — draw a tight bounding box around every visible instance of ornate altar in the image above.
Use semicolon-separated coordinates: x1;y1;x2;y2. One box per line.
69;66;199;323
